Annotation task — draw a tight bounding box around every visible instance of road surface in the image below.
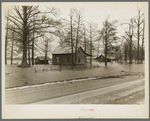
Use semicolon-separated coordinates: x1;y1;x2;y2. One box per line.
32;78;144;104
5;76;145;104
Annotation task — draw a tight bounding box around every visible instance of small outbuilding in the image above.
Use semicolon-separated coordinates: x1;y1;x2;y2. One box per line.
52;46;90;65
108;57;116;61
95;54;112;62
35;56;50;64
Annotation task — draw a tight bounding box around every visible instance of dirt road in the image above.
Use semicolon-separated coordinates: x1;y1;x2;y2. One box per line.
5;76;145;104
32;78;144;104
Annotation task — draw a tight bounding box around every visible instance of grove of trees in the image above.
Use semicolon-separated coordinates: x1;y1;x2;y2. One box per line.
5;6;145;68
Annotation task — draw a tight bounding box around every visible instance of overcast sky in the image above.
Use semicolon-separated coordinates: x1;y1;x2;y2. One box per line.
51;2;147;35
39;2;148;56
4;2;148;35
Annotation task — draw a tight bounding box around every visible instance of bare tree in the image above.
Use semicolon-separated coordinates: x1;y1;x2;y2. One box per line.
83;25;88;63
32;15;35;65
94;30;102;57
133;9;145;64
11;25;15;65
6;6;39;67
141;21;145;63
70;8;74;67
74;9;84;65
6;6;60;67
89;24;92;65
122;19;134;64
100;19;118;66
124;42;128;63
5;9;10;65
42;35;52;65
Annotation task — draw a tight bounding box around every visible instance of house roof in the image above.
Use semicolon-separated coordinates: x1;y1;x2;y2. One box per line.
108;57;116;59
52;46;73;54
36;56;50;60
95;54;116;59
95;54;104;59
79;47;91;56
52;46;91;56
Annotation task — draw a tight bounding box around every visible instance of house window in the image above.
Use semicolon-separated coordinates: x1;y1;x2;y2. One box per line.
57;57;59;63
67;57;70;63
78;57;80;63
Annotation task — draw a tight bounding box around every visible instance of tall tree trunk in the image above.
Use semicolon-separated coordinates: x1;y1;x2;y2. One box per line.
124;44;127;63
120;48;121;62
11;31;14;65
129;43;132;64
134;48;137;63
137;10;140;64
90;24;92;65
137;24;140;64
75;17;80;65
32;15;35;65
21;6;28;67
97;36;100;57
84;26;86;63
105;38;107;66
105;21;108;66
125;51;127;63
28;35;30;65
70;14;74;67
32;37;34;65
141;41;144;63
45;39;48;65
133;9;144;64
129;20;133;64
21;40;28;66
5;15;9;65
115;43;117;62
141;22;145;63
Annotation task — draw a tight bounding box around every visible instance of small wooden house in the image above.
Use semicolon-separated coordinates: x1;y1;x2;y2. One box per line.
35;56;50;64
95;54;112;62
52;46;90;65
108;57;116;61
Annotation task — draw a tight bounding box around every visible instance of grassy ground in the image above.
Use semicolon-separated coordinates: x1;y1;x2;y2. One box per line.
5;61;144;88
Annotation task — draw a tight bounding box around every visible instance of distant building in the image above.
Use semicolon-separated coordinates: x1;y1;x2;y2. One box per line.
95;54;115;62
35;56;50;64
52;46;90;65
108;56;116;61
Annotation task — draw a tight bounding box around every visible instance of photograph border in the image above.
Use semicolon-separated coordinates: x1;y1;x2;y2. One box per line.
1;0;149;119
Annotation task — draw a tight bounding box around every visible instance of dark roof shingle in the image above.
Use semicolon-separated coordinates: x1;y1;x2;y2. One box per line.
52;46;91;56
36;56;50;60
